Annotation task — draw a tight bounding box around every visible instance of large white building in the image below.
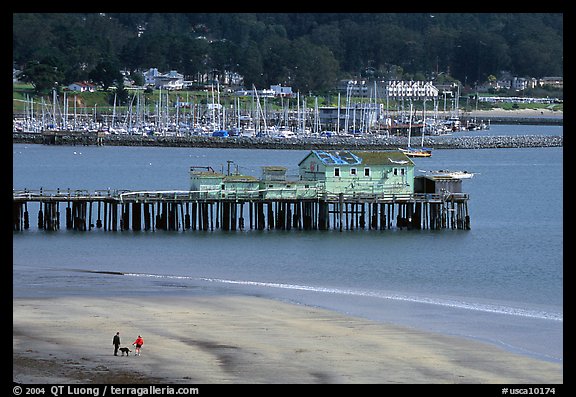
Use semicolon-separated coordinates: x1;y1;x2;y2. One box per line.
385;81;439;99
143;68;184;90
338;80;439;99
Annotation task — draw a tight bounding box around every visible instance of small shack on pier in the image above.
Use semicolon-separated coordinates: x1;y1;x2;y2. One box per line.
414;175;463;194
190;166;260;199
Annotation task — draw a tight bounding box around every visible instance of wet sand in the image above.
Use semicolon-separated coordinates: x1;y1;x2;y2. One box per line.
13;295;563;384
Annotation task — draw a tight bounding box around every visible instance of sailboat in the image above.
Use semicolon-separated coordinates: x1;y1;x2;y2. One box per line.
400;145;433;158
399;102;432;157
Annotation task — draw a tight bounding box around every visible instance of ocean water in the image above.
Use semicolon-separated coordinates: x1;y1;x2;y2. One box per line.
12;125;563;364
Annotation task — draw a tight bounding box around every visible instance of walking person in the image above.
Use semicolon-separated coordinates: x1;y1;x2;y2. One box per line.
113;332;121;356
133;335;144;356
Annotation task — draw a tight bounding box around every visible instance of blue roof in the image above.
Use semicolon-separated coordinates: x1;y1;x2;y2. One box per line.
312;150;362;165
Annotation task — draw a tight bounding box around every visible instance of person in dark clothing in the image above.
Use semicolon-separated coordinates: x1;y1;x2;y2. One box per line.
113;332;121;356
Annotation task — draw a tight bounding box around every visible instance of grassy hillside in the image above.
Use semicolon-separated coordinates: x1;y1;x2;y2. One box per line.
13;83;563;116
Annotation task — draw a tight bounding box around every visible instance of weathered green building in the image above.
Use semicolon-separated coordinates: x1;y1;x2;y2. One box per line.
297;150;415;198
190;150;415;200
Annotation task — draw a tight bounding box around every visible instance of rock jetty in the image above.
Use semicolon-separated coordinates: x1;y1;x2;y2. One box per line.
13;132;562;150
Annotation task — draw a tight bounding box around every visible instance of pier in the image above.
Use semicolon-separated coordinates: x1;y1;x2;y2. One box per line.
12;188;471;232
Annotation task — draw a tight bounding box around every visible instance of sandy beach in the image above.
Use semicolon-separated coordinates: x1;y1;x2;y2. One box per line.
466;108;562;119
12;295;562;384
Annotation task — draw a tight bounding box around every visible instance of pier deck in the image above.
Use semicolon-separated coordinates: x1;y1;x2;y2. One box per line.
13;188;471;232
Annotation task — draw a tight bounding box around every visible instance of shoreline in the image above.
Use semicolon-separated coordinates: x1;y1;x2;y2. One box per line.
13;295;563;384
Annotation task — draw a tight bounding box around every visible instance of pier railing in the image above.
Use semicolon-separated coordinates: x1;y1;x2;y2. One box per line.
13;188;468;204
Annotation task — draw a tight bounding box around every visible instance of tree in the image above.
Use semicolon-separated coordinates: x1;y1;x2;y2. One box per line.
111;80;129;106
288;38;339;92
13;13;563;93
89;59;122;91
131;72;144;87
237;41;264;88
20;61;64;94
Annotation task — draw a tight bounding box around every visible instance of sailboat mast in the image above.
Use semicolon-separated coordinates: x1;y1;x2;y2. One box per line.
407;101;412;148
421;99;426;147
337;92;341;134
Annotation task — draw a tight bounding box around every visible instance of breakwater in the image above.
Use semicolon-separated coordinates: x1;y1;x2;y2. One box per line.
13;131;563;150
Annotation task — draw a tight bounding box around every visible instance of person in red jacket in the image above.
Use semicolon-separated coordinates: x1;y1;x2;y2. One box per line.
132;335;144;356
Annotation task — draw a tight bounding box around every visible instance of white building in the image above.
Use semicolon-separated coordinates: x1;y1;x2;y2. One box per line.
511;77;537;91
538;76;563;89
338;80;439;99
385;81;439;99
68;82;96;92
234;88;276;98
154;70;184;90
143;68;160;86
270;84;293;97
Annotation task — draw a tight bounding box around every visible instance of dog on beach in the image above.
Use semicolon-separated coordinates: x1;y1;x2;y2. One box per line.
119;347;132;356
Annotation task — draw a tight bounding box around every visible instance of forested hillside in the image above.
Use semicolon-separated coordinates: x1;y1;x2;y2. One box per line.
13;13;563;93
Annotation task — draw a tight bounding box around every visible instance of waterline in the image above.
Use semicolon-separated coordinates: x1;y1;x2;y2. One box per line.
125;272;562;322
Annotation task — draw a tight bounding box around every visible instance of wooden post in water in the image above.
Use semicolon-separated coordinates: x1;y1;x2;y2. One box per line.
144;203;151;231
133;202;141;231
267;202;274;230
239;202;245;231
184;202;190;230
338;194;344;231
23;202;29;230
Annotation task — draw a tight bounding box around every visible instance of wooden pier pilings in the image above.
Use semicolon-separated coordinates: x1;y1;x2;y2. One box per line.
13;189;471;232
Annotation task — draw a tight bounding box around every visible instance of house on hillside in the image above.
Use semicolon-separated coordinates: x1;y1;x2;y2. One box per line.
154;70;184;90
68;81;96;92
144;68;160;86
143;68;184;90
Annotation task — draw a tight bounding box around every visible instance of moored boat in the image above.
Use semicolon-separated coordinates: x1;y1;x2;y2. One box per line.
419;169;475;179
399;147;433;158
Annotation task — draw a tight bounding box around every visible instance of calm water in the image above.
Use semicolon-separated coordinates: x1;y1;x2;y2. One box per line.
12;125;563;363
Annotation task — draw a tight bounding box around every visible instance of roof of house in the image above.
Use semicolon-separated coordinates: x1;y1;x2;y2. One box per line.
223;175;259;183
190;171;259;183
190;170;225;178
352;150;414;166
300;150;413;167
69;82;95;87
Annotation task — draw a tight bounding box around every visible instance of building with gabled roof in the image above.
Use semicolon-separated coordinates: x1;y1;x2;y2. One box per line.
68;81;96;92
298;149;415;197
189;150;415;201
